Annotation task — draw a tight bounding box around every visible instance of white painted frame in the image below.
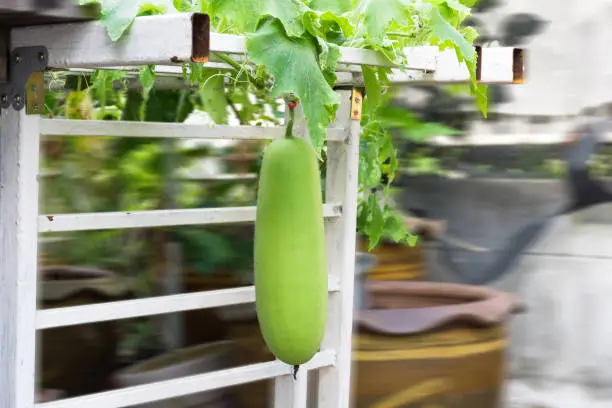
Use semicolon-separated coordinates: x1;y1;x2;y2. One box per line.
0;13;524;408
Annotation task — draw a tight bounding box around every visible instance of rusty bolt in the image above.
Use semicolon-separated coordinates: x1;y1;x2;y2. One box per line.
353;110;359;116
354;97;361;104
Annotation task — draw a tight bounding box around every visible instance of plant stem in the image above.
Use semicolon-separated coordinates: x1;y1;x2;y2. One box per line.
213;52;265;89
285;104;295;138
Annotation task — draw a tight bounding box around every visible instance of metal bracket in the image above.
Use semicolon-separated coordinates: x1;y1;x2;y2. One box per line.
0;45;48;114
350;88;363;121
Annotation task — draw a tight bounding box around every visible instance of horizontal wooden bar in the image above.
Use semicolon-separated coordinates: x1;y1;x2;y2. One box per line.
39;119;347;142
11;13;210;67
36;276;341;329
12;13;525;84
39;204;342;233
35;350;335;408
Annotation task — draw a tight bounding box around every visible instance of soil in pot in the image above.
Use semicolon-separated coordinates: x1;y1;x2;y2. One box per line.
357;237;426;282
113;341;237;408
351;281;523;408
39;266;133;397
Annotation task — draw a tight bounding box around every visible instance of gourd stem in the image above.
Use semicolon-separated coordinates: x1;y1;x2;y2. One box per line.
285;103;296;139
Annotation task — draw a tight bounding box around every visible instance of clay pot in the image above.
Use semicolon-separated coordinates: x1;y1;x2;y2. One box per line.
352;281;525;408
357;237;426;282
113;341;236;408
39;266;133;397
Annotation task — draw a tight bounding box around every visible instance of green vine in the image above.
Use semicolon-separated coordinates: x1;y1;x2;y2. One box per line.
78;0;486;250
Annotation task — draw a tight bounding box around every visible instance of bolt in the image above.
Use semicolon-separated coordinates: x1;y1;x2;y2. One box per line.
39;52;45;62
1;95;6;104
14;95;21;105
15;54;21;64
354;97;361;104
353;110;360;116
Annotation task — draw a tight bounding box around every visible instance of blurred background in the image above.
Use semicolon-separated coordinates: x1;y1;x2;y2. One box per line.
30;0;612;407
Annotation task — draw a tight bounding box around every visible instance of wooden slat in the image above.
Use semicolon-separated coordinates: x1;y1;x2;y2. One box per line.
39;204;342;233
35;351;336;408
40;119;347;142
12;13;209;68
36;276;341;329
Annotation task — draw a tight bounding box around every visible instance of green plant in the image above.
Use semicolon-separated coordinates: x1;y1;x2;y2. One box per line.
78;0;486;251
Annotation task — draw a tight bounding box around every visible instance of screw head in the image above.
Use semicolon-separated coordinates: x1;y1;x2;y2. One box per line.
1;95;7;104
39;52;45;61
15;55;22;64
14;95;21;105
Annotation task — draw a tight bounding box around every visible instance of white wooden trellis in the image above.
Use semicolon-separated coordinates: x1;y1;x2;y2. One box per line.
0;12;524;408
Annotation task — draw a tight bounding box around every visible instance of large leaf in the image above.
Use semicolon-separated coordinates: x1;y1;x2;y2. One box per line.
210;0;307;36
361;0;411;48
196;69;230;124
90;0;169;41
429;6;474;62
308;0;353;14
247;19;340;154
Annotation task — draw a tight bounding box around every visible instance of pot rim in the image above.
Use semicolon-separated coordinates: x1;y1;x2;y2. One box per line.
114;341;235;379
356;280;525;335
39;264;134;301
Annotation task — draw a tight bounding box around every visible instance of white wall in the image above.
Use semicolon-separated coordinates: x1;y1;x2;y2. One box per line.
494;204;612;407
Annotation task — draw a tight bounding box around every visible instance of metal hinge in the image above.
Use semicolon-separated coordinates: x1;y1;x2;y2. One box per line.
350;88;363;121
0;41;48;114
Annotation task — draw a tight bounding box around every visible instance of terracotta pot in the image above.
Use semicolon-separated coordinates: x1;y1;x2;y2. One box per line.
39;266;133;396
357;237;426;282
352;281;525;408
113;341;237;408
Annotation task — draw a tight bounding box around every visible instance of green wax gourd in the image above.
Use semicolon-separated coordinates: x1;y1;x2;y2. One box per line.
254;135;328;366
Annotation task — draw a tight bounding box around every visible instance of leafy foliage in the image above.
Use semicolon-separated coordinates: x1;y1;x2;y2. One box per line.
78;0;484;248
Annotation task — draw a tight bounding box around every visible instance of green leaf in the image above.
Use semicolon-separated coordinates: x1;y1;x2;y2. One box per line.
247;18;340;154
383;209;407;242
173;0;201;11
401;122;461;142
430;6;474;62
365;194;384;249
196;69;229;124
308;0;353;14
210;0;307;36
362;0;411;48
96;0;168;42
139;66;156;119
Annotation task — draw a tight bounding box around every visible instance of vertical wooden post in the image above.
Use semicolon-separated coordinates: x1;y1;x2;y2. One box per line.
317;88;361;408
0;109;41;408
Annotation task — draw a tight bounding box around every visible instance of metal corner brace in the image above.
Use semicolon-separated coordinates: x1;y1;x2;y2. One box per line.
0;37;48;114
